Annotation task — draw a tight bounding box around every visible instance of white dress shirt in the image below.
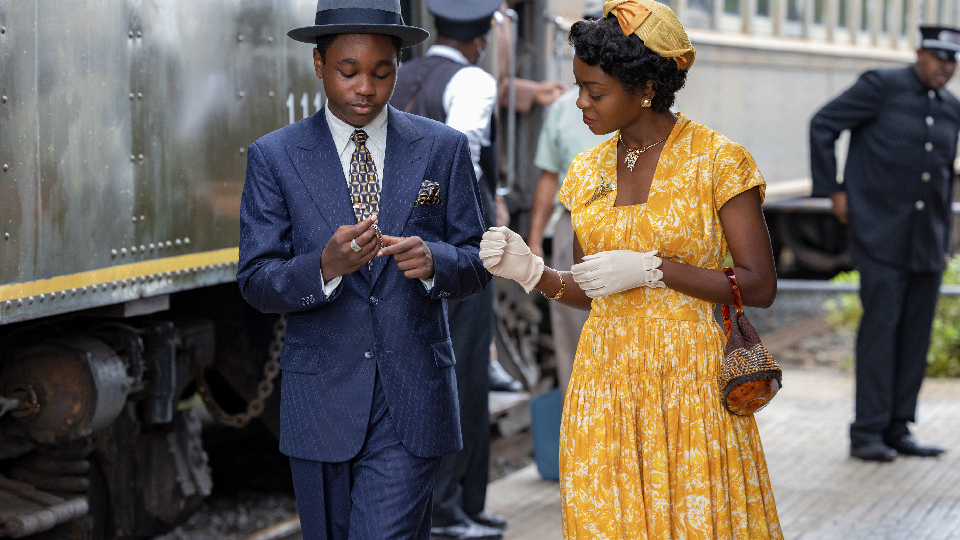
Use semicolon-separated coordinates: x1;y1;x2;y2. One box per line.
319;103;433;296
425;44;498;183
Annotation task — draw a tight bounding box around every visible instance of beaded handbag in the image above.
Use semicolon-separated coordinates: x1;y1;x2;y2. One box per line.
717;267;782;415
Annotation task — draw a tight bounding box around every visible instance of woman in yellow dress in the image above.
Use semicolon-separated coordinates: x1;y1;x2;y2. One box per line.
479;0;783;538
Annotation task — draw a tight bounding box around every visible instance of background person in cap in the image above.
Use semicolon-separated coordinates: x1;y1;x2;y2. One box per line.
477;0;783;537
236;1;491;538
809;25;959;462
390;2;508;538
527;0;608;401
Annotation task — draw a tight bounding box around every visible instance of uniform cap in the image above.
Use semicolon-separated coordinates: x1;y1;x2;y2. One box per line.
428;0;502;41
920;25;960;61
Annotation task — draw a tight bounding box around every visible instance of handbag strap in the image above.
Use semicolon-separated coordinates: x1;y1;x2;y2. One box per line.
721;267;744;336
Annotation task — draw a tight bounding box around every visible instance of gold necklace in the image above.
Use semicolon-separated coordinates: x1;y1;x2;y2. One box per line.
619;132;668;171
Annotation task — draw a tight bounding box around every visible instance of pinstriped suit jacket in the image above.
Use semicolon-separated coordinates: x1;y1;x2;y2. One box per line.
237;105;490;462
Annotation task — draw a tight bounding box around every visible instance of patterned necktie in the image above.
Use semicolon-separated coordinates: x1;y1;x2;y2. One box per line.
349;129;381;223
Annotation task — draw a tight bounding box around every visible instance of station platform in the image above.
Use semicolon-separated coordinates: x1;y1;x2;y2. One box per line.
485;368;960;540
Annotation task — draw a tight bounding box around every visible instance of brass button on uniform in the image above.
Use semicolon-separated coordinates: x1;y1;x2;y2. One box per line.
925;142;933;152
365;350;375;359
921;172;931;182
926;116;934;126
915;200;926;211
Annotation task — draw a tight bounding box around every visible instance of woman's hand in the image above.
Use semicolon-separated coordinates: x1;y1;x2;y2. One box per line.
570;250;665;298
479;227;545;292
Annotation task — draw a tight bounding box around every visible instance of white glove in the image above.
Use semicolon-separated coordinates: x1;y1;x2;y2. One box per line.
570;250;664;298
479;227;545;293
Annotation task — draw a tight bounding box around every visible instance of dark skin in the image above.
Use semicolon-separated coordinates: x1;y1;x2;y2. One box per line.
314;33;435;281
532;56;777;310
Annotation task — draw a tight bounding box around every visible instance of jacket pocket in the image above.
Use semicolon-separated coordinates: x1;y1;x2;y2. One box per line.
430;338;456;369
279;343;320;374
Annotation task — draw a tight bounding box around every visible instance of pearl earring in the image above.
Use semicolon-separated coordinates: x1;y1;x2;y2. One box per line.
641;98;652;108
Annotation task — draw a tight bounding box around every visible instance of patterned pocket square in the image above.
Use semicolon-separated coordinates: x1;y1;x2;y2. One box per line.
414;180;441;206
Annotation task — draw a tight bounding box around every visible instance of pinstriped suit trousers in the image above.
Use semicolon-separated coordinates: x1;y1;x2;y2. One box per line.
290;369;442;540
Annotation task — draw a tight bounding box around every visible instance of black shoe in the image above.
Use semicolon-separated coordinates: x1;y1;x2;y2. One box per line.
431;520;503;540
489;360;523;392
850;442;897;462
469;512;507;530
885;435;945;457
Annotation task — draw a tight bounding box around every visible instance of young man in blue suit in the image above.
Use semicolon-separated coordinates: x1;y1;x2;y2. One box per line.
236;1;490;538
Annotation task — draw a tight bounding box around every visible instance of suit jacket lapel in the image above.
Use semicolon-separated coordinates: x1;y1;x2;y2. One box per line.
286;110;358;236
372;106;431;285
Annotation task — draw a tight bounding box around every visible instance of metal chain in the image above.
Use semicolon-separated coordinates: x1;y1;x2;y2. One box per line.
195;315;284;429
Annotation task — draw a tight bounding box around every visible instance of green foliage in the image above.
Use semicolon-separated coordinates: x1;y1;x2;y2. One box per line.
823;257;960;377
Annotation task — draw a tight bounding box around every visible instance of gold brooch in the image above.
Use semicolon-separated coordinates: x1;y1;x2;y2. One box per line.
585;176;615;207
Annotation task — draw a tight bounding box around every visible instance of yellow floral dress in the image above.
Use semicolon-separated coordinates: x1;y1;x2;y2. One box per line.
557;114;782;540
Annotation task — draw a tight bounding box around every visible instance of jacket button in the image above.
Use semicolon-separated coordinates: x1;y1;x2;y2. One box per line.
369;296;378;305
921;172;931;182
916;200;926;211
365;350;374;359
925;142;933;152
926;116;934;126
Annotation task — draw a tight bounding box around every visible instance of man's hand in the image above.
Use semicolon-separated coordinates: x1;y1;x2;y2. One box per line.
320;216;379;279
534;80;567;106
829;191;848;224
378;235;434;280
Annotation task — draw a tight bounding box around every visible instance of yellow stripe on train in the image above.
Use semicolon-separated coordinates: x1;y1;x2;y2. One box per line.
0;248;239;303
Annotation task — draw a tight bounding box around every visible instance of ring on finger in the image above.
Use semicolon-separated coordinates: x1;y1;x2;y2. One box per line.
350;239;361;253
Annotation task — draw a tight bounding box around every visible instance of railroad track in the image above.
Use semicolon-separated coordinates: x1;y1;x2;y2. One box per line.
243;517;302;540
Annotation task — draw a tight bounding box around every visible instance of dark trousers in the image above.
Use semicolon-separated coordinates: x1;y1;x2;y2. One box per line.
432;287;494;527
851;256;942;447
290;370;442;540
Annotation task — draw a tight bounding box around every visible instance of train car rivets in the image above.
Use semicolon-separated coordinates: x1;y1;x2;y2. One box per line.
4;232;9;240
111;249;118;258
1;96;6;103
268;36;275;43
184;237;191;244
3;164;8;171
165;240;172;248
128;31;134;38
71;289;77;296
140;244;146;252
1;27;6;34
120;248;127;256
4;301;9;309
175;239;182;246
130;155;135;162
238;35;244;42
27;297;33;304
16;299;22;307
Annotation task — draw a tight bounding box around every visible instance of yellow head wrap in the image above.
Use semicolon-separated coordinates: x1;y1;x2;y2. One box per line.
602;0;695;71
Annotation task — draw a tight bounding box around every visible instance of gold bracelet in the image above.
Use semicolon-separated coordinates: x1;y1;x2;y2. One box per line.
540;268;565;300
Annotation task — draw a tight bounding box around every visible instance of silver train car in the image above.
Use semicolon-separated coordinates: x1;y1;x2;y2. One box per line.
0;1;325;538
3;0;960;537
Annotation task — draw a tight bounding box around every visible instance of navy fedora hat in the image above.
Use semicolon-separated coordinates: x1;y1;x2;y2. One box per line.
288;0;429;48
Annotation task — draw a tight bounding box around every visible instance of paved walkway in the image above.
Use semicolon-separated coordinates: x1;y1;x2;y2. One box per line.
485;368;960;540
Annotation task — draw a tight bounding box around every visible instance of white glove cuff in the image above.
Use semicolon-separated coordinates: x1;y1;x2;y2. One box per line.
518;254;545;293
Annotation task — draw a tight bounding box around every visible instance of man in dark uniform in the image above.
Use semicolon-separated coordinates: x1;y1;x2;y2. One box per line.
390;0;506;538
810;25;960;462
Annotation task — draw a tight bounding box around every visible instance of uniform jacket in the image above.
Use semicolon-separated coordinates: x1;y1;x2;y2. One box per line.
237;105;490;462
810;65;960;272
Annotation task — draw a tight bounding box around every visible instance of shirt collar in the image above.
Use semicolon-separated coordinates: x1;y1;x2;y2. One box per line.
426;44;470;66
324;102;389;155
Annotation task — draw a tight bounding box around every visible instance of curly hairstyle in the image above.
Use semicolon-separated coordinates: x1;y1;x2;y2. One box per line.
568;16;687;112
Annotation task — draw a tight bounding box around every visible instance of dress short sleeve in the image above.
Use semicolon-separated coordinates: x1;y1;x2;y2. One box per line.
712;142;766;209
